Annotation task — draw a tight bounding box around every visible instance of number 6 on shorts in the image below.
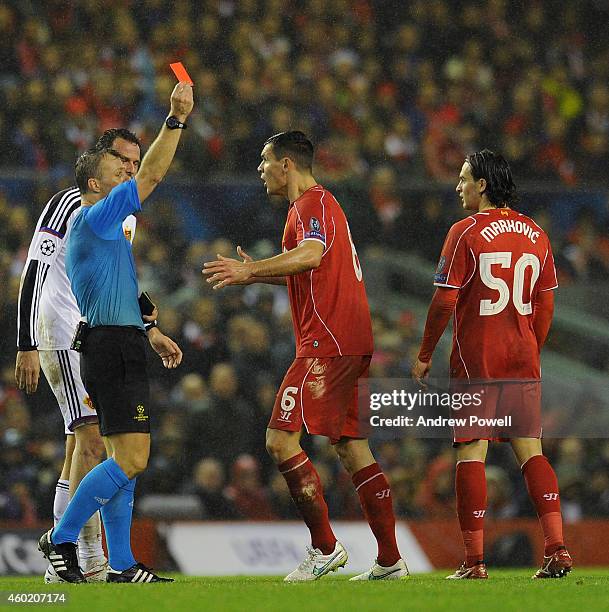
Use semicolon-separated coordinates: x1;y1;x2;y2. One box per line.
281;386;299;413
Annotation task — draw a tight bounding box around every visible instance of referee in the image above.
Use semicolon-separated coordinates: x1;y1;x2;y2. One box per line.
38;81;193;583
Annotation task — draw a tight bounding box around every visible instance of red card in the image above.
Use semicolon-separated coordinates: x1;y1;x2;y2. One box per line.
169;62;193;85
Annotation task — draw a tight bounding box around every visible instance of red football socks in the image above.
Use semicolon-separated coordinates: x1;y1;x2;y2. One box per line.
278;451;336;555
456;460;487;567
522;454;564;556
352;463;401;567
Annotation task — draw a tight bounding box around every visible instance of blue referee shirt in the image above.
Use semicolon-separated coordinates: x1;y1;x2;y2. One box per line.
66;179;144;329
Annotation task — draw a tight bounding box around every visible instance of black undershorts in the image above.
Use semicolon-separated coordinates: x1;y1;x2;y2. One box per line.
80;326;151;436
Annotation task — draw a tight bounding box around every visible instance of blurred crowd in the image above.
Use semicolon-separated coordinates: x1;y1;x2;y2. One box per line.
1;189;609;524
1;0;609;524
0;0;608;186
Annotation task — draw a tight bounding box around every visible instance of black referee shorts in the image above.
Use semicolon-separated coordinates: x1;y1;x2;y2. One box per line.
80;326;151;436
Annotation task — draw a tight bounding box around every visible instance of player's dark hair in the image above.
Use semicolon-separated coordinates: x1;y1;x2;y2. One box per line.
95;128;141;152
466;149;518;208
264;131;314;171
75;148;110;194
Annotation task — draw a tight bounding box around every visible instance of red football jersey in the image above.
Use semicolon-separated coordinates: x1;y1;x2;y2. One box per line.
282;185;374;357
434;208;558;380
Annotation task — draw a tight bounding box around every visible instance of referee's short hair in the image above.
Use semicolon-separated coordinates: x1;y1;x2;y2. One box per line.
75;148;108;195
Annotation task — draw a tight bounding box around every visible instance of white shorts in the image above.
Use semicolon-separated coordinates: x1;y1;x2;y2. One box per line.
39;349;98;434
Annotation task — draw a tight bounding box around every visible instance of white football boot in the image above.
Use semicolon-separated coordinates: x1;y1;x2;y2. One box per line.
44;565;64;583
284;541;348;582
349;558;409;581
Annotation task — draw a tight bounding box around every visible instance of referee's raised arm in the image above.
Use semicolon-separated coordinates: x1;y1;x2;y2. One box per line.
135;81;194;203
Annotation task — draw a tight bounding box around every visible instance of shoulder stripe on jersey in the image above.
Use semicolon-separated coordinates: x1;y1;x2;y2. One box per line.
40;189;80;237
41;188;79;227
445;217;477;283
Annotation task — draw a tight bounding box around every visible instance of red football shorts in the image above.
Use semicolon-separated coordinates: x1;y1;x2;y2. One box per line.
269;355;371;444
452;380;542;444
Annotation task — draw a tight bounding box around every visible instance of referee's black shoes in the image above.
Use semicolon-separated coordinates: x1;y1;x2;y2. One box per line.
106;562;174;583
38;529;86;583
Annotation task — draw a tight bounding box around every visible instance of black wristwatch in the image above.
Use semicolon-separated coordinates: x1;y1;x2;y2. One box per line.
165;116;187;130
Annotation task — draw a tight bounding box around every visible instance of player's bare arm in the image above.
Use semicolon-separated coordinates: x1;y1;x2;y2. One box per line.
412;287;458;385
15;349;40;394
147;326;183;369
135;82;194;203
232;246;287;286
203;240;322;290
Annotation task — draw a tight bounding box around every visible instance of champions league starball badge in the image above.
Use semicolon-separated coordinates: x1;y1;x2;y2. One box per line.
40;239;56;256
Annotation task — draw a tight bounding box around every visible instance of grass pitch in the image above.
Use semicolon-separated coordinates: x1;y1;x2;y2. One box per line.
1;570;608;612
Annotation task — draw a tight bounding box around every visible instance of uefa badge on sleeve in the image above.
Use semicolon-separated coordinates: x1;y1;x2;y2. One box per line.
40;239;56;256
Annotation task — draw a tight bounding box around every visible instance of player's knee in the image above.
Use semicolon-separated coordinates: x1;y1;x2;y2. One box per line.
116;454;148;479
130;455;149;477
85;435;106;461
265;430;289;462
74;425;105;463
265;437;283;462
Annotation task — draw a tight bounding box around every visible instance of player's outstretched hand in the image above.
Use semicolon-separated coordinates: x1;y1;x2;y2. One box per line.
148;328;183;369
202;252;253;289
411;358;431;388
170;82;194;122
15;350;40;394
